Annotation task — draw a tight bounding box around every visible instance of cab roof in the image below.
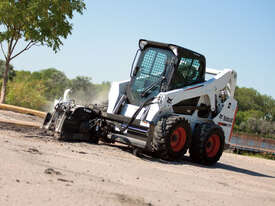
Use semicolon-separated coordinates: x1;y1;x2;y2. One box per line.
139;39;206;67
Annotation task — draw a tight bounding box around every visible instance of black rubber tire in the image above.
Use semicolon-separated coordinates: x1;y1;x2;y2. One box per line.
153;116;191;160
133;148;142;158
190;123;225;165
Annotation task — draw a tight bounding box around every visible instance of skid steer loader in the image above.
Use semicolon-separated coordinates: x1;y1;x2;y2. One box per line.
43;39;238;165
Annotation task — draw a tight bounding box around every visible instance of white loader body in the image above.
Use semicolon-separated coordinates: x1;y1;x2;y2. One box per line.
107;68;237;144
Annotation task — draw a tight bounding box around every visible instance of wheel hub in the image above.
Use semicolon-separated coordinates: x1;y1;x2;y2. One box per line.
205;134;221;158
170;127;187;152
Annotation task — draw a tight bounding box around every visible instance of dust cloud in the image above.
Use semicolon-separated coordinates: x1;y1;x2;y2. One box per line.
70;87;109;106
43;87;110;112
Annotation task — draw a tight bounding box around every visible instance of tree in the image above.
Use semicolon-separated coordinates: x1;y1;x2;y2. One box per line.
235;87;261;111
69;76;95;105
0;0;85;103
235;87;275;122
234;86;275;138
0;59;15;80
70;76;92;92
39;68;70;99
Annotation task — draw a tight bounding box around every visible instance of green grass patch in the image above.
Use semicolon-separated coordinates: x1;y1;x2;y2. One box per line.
233;150;275;160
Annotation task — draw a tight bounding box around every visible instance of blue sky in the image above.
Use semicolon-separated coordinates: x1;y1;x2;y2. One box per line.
2;0;275;98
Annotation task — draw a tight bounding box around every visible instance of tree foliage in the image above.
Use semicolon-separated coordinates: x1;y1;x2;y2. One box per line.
234;86;275;138
35;68;69;99
6;70;47;110
0;0;86;103
70;76;92;92
0;0;86;53
5;68;111;111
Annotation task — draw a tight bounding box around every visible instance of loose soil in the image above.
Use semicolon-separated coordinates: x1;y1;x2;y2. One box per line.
0;110;274;206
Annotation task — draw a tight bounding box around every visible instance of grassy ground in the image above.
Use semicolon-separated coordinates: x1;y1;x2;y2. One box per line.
233;150;275;160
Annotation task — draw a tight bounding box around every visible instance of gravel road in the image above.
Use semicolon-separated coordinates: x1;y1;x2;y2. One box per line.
0;111;274;206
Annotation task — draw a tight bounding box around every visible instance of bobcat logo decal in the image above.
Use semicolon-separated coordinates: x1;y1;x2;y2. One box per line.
167;97;173;104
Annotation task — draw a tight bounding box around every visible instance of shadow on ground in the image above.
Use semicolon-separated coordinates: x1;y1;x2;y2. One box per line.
109;144;275;179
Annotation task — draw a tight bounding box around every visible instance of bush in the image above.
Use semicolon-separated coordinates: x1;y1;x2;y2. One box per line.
6;80;47;110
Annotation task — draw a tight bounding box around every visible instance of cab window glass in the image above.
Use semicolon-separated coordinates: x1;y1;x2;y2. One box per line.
171;58;202;89
128;47;174;105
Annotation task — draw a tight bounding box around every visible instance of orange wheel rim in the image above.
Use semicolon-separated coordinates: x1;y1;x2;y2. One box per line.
205;134;221;158
170;127;187;152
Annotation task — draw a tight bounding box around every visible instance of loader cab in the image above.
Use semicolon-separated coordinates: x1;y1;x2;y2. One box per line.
127;39;206;106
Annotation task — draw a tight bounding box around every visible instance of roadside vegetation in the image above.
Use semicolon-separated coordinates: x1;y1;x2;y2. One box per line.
232;150;275;160
234;87;275;139
0;62;274;140
0;64;110;110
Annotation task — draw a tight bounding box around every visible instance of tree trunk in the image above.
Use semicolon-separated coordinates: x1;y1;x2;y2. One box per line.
0;59;10;104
